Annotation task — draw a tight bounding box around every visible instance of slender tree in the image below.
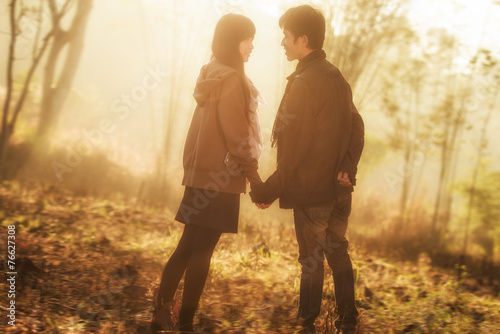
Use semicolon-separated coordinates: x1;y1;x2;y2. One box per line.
462;50;499;259
381;55;427;235
0;0;53;179
323;0;410;107
0;0;94;180
0;0;18;177
35;0;93;147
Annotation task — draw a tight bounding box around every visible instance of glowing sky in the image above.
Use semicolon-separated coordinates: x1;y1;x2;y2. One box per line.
408;0;499;54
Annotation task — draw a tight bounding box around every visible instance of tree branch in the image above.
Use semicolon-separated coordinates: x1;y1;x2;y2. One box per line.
47;0;60;28
60;0;78;18
31;0;44;60
9;28;55;136
0;0;18;176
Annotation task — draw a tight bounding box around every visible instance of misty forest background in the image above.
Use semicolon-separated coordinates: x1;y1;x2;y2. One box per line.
1;0;500;333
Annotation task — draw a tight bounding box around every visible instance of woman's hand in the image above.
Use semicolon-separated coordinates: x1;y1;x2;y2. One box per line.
250;180;277;207
255;203;272;209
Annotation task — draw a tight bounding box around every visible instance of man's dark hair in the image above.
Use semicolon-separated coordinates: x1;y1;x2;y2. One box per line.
212;13;255;75
279;5;325;49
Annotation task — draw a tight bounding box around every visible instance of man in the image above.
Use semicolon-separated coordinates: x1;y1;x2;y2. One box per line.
250;5;365;334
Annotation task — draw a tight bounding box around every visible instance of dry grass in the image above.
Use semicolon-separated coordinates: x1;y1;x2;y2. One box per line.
0;182;499;333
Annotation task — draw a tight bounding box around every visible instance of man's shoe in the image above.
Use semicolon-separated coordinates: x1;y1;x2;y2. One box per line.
334;314;357;334
298;324;316;334
177;322;195;332
336;322;357;334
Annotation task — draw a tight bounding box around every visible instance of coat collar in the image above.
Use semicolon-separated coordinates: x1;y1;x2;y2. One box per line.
287;49;327;81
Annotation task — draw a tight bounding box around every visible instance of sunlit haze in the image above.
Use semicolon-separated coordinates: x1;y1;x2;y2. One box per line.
1;1;500;332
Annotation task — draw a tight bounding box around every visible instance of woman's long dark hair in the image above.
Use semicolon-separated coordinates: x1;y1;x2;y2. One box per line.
212;14;255;121
212;13;255;75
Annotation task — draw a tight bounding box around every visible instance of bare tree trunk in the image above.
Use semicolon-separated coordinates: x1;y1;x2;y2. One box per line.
462;85;498;259
441;90;469;233
0;0;17;179
431;95;465;237
158;0;208;205
399;141;411;234
136;0;158;153
430;32;460;239
431;111;449;235
0;1;59;180
9;20;52;140
36;0;93;148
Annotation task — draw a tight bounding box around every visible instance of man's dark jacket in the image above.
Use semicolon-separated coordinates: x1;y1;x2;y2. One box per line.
254;49;364;209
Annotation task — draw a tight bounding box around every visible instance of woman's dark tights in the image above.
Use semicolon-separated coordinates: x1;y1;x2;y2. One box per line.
156;224;221;328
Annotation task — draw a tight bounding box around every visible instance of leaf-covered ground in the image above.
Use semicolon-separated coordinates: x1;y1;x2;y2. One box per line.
1;183;499;333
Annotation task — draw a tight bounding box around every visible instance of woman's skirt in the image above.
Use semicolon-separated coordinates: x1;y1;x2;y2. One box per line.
175;186;240;233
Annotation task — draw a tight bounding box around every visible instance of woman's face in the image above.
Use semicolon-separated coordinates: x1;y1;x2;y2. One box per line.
239;36;254;62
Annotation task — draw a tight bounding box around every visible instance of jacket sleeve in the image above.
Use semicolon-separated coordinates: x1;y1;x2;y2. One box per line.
262;78;313;201
339;101;365;186
217;75;262;187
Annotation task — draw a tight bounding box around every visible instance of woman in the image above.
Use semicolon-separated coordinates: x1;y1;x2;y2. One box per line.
151;13;264;332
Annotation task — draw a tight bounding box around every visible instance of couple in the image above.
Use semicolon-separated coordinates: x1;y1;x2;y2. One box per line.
151;5;365;334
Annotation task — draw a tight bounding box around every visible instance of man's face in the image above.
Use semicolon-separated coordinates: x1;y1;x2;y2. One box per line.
281;29;305;61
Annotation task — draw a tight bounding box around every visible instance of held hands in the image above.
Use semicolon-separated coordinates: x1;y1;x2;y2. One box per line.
250;182;275;209
250;173;350;209
337;171;352;187
255;203;272;209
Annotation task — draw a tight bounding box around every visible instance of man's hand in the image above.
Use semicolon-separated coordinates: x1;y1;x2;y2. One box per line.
337;171;352;187
255;203;272;209
250;182;274;205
